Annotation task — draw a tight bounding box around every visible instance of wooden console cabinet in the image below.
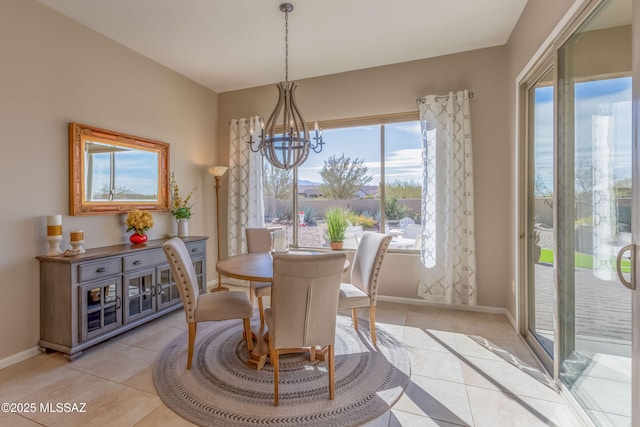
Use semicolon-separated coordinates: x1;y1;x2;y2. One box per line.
37;236;208;361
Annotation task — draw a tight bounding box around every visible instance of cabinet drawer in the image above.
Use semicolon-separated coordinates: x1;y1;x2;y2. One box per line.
78;258;122;282
186;241;206;259
123;249;166;272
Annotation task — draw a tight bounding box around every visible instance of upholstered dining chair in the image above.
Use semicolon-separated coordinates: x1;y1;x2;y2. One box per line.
265;252;346;406
162;238;253;369
245;228;272;327
338;232;392;346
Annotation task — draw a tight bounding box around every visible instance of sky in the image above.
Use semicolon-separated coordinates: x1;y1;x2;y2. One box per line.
297;121;423;185
533;76;632;196
87;145;159;199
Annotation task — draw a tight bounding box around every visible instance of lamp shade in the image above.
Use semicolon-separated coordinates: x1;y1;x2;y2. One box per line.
208;166;228;177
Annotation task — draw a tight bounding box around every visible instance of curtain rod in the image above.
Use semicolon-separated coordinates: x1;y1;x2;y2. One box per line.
416;91;474;104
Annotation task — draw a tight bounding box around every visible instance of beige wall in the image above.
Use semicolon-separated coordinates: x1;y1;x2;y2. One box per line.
218;47;512;307
0;0;219;361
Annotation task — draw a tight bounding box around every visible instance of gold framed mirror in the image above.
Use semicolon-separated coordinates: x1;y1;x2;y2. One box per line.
69;123;170;216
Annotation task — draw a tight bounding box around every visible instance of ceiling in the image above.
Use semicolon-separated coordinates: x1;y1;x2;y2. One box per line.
37;0;529;93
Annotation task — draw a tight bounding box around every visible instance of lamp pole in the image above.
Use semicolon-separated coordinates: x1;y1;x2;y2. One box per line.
209;166;229;292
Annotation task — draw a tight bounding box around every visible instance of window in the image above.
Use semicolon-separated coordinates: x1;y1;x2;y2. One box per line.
262;115;422;251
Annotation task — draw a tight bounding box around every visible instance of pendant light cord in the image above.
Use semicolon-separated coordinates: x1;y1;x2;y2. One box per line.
284;9;289;84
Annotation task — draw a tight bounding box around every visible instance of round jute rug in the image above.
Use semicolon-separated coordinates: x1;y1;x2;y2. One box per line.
153;315;410;427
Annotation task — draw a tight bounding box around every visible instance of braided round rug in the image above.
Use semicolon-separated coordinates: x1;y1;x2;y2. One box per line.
153;315;410;427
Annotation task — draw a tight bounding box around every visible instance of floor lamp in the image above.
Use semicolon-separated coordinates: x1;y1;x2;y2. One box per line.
208;166;229;292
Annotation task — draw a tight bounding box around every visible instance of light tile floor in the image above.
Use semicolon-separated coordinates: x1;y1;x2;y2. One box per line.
0;288;587;426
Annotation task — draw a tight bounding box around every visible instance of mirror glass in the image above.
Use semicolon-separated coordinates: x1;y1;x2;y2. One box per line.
70;123;169;215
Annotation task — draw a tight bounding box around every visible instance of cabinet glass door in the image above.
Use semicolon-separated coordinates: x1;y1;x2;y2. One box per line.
193;258;205;293
124;269;156;323
80;278;121;341
157;264;182;310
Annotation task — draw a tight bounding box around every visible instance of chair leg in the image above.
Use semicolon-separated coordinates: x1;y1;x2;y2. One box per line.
351;308;359;330
328;344;335;400
258;296;265;327
369;306;377;346
271;346;279;406
243;318;253;351
187;322;197;369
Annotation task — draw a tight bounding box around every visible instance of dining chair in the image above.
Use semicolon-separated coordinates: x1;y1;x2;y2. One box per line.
338;232;392;346
162;237;253;369
245;228;273;327
265;252;346;406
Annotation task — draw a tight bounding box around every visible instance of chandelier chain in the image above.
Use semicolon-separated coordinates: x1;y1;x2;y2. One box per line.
284;9;289;83
246;2;324;170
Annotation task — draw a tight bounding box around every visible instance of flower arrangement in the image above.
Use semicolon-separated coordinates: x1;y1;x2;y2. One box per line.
170;171;197;220
126;209;154;236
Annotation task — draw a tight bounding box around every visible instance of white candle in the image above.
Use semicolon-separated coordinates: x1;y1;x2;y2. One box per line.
47;214;62;236
47;215;62;226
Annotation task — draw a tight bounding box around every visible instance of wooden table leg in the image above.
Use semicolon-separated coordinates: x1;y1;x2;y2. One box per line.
246;322;269;370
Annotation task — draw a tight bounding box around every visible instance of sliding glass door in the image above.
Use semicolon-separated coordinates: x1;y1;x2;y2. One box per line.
523;0;637;425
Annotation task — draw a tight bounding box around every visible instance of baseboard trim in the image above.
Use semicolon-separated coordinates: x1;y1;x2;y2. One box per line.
377;295;508;316
0;346;41;370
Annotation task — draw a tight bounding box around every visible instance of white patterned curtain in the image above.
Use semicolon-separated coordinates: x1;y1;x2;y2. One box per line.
228;117;265;256
417;90;477;305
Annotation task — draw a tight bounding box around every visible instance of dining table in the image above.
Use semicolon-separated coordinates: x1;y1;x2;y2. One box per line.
216;251;350;370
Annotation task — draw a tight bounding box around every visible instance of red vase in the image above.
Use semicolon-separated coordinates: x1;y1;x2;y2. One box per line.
129;233;148;245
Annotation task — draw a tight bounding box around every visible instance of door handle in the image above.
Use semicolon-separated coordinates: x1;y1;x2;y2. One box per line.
616;244;636;291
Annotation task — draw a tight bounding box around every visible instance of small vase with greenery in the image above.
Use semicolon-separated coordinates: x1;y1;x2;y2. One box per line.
325;207;349;250
170;172;197;237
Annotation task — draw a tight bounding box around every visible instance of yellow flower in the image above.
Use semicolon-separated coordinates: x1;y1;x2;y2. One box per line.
170;172;197;219
126;209;154;235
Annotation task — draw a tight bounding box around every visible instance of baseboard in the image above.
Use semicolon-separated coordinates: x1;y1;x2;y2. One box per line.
504;308;517;332
0;346;41;370
377;295;508;316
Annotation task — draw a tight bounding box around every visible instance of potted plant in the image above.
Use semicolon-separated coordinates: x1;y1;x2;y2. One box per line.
126;209;154;244
170;171;197;237
325;207;349;250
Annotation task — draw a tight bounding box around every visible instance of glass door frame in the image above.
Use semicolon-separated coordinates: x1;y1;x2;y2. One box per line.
521;56;557;376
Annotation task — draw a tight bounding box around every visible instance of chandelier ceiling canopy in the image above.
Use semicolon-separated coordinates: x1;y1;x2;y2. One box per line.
248;3;324;170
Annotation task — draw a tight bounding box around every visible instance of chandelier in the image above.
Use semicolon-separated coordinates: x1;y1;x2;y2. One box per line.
248;2;324;170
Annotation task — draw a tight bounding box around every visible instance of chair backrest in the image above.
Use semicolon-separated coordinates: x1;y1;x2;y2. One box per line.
270;252;346;349
245;228;272;253
403;223;421;239
398;217;415;229
162;238;200;323
343;225;363;249
350;232;392;305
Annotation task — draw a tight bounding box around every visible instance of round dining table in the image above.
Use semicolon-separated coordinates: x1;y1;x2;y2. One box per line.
216;251;350;282
215;251;349;370
216;252;274;283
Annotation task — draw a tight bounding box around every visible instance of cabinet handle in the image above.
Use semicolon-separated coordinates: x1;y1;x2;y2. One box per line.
132;260;142;265
191;248;197;253
116;296;121;309
96;267;107;273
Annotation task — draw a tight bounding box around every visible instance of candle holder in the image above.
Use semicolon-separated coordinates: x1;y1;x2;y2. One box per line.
46;215;63;256
70;230;85;253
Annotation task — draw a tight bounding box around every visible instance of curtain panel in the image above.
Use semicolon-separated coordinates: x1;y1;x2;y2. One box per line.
228;117;265;256
417;90;477;305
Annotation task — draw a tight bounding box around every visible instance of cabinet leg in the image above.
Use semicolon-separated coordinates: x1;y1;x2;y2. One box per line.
64;351;83;362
